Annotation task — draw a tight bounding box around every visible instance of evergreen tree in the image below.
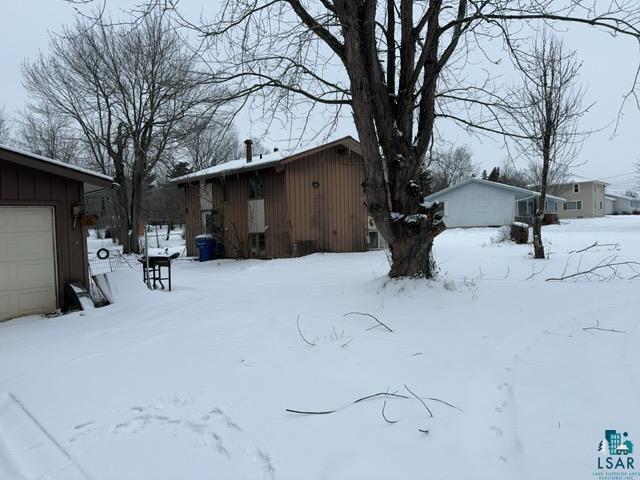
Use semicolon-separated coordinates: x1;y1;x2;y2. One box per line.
488;167;501;182
481;169;488;180
598;438;610;455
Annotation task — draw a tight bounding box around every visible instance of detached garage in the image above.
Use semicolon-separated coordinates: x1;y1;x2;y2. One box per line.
424;178;565;228
0;145;112;321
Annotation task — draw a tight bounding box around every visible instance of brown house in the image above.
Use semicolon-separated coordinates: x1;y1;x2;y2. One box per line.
176;136;372;258
0;145;113;321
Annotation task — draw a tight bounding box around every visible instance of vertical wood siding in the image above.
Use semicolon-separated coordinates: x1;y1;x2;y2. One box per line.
183;183;201;256
264;171;290;258
185;146;367;259
0;159;87;310
285;147;367;254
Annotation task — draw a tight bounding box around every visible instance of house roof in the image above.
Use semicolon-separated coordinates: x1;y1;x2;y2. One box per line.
605;191;639;201
556;179;609;187
172;136;361;184
0;144;113;190
425;178;566;202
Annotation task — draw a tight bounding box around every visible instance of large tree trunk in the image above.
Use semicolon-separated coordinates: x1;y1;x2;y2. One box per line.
388;226;438;278
334;0;446;278
128;179;143;255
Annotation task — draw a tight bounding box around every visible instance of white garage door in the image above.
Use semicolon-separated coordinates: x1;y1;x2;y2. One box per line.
0;207;57;321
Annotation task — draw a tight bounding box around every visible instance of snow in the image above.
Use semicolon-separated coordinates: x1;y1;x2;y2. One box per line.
171;136;357;183
1;216;640;479
512;221;530;228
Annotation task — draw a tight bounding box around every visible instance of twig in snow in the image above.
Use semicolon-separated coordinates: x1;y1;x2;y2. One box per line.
582;326;626;334
404;384;433;418
381;400;398;424
546;261;640;282
343;312;393;333
340;339;353;348
526;262;548;280
286;407;337;415
424;397;463;412
296;314;315;347
285;392;409;416
568;242;620;254
354;392;409;404
418;428;430;434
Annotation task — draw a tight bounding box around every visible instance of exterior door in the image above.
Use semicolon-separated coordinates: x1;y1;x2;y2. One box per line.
0;207;57;321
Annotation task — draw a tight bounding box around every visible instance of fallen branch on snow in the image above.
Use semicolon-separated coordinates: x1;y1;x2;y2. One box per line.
582;326;626;334
568;241;620;254
285;390;461;417
404;384;433;418
546;260;640;282
296;314;316;347
381;400;397;424
343;312;393;333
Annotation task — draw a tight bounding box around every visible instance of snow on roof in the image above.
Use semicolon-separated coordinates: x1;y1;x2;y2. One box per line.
0;143;113;182
172;136;360;183
605;190;639;201
425;178;566;202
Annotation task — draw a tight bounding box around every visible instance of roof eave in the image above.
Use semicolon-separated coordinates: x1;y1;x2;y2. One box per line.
0;146;113;189
172;135;362;185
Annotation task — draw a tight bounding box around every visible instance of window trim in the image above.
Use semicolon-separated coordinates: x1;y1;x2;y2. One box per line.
248;174;264;200
563;200;583;211
573;183;580;193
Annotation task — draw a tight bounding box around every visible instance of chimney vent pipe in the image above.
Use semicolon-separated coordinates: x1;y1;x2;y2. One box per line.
244;139;253;163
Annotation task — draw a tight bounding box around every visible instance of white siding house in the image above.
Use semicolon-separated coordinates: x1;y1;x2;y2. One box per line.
425;178;565;228
605;192;640;214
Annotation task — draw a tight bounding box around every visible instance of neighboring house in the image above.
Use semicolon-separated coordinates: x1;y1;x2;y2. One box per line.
605;192;640;214
423;178;565;228
175;136;370;258
554;180;607;219
0;145;113;321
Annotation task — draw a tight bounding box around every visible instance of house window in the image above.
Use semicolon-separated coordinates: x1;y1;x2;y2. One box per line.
437;201;447;217
248;232;266;257
573;184;580;193
248;175;264;199
600;201;603;210
222;183;229;202
563;201;583;210
202;210;214;234
202;209;222;235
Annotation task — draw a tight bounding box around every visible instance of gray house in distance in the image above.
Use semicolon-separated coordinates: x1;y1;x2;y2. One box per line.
424;178;565;228
605;192;640;215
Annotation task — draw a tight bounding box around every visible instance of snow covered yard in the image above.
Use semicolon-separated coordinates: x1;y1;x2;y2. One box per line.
1;216;639;479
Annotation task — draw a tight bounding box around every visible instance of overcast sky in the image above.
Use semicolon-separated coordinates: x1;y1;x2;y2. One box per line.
1;1;638;191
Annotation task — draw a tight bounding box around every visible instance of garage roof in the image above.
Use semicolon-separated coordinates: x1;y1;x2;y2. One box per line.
425;178;566;202
0;144;113;190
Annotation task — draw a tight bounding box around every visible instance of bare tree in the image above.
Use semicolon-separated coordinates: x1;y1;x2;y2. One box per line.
508;32;589;259
0;107;10;144
430;146;477;191
182;118;240;171
498;160;529;189
22;10;223;253
16;104;81;164
96;1;640;276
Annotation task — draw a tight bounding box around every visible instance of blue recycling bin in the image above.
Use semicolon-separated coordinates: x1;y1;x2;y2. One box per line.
194;235;216;262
